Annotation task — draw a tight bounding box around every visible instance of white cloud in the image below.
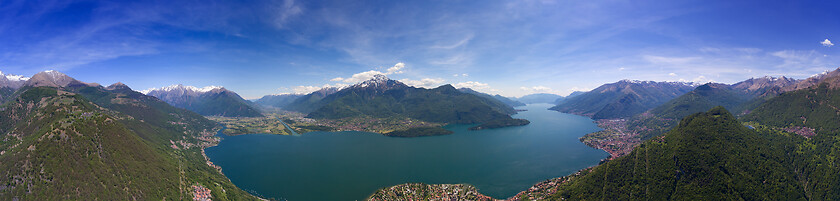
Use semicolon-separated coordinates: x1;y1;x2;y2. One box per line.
334;70;385;83
290;83;348;94
453;73;469;77
668;72;677;76
455;81;490;90
822;39;834;47
400;78;445;88
331;62;406;83
678;75;714;84
519;86;558;94
386;62;405;74
619;67;626;71
292;85;321;94
568;87;591;93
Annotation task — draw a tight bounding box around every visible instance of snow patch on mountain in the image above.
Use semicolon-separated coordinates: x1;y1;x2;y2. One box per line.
140;84;223;95
0;70;30;82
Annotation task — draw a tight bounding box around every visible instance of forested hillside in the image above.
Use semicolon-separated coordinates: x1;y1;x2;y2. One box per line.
551;107;809;200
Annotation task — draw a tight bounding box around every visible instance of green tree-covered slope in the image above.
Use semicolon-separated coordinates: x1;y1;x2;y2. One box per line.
551;107;807;200
0;86;258;200
307;84;516;124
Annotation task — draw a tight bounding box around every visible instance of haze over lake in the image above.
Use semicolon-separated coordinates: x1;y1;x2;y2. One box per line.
205;104;608;200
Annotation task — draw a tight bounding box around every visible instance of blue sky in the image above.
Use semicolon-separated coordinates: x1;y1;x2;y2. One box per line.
0;0;838;98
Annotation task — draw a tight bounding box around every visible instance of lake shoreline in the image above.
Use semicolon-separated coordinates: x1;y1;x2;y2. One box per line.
205;104;607;200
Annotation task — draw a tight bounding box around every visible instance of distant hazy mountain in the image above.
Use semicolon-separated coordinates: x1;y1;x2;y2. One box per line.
458;87;526;107
0;71;256;200
551;80;695;119
648;75;803;120
0;70;28;89
253;94;304;108
143;84;263;117
0;71;28;103
732;76;797;95
284;86;341;113
555;91;584;104
649;83;752;119
785;67;840;91
517;93;563;104
290;74;524;126
745;68;840;134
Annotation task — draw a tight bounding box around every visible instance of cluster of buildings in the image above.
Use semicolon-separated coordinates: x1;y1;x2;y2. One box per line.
783;126;817;138
369;183;495;201
192;185;212;201
507;167;603;201
583;119;642;158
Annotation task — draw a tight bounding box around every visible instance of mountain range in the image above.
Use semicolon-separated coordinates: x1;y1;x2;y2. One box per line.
548;70;840;199
288;75;525;128
283;86;341;113
515;93;563;104
142;84;263;117
0;71;28;103
458;87;526;107
392;68;840;200
4;67;840;200
0;70;256;200
252;94;304;109
550;80;696;119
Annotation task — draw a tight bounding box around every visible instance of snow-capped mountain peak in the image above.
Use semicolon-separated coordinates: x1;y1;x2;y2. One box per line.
0;70;30;82
618;79;697;87
352;74;405;88
0;70;30;89
140;84;224;95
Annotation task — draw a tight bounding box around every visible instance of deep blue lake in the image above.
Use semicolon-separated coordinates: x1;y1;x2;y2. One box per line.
205;104;608;200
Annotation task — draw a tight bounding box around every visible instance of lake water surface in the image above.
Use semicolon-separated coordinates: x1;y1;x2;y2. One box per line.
205;104;608;200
